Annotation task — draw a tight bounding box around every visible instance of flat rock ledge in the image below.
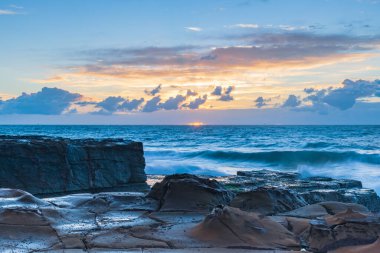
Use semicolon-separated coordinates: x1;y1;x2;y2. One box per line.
1;171;380;252
0;135;147;196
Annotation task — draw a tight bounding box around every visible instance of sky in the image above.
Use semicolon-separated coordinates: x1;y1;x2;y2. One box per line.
0;0;380;124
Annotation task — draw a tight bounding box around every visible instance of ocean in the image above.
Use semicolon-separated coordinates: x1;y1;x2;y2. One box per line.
0;125;379;193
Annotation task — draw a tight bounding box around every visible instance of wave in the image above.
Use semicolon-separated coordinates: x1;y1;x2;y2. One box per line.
182;150;380;166
145;163;226;176
303;142;332;148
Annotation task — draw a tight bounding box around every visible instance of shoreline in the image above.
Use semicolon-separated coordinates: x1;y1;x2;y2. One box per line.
1;170;379;252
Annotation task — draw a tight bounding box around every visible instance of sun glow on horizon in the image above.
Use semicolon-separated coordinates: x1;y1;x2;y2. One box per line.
187;121;204;126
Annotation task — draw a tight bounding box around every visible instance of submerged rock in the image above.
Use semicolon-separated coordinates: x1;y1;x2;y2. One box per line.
147;174;235;212
0;135;147;195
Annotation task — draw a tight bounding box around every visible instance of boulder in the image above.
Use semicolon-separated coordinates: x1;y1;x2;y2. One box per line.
147;174;234;211
190;206;300;249
0;135;146;195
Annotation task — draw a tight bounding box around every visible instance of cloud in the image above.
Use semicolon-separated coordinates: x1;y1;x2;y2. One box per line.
211;86;222;96
294;79;380;114
219;86;234;101
0;86;211;115
142;94;188;112
277;25;307;31
323;79;380;110
142;96;161;112
304;88;316;94
186;89;198;96
203;33;380;68
309;79;380;110
0;87;82;115
96;96;125;113
0;9;17;15
232;24;259;28
76;101;98;106
94;96;145;113
82;33;380;69
282;94;301;107
254;96;271;108
230;24;308;31
212;85;235;101
159;95;187;110
185;27;202;32
119;98;144;111
183;95;207;109
145;84;162;96
62;31;380;86
9;5;24;9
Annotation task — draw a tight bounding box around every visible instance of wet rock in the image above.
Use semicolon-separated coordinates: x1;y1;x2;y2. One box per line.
280;203;329;219
319;201;369;214
230;186;308;215
0;188;51;208
1;185;379;252
217;169;380;212
299;188;380;212
330;237;380;253
190;206;300;249
0;207;62;251
147;174;235;212
45;192;158;211
86;228;169;249
0;135;147;195
1;171;380;252
280;201;369;219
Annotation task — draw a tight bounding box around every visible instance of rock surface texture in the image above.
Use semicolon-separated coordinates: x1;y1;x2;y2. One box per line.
0;135;146;195
1;169;380;252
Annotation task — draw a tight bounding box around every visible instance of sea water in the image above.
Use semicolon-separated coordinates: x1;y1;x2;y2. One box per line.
0;125;379;193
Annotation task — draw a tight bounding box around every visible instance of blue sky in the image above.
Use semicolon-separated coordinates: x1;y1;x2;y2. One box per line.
0;0;380;124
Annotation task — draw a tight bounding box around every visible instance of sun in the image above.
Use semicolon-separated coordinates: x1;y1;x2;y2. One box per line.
187;121;204;127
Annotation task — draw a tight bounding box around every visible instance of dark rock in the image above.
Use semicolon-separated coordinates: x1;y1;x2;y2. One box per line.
230;187;308;215
147;174;235;211
0;135;147;195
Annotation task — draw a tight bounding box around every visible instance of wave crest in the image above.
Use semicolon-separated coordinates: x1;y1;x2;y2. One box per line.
185;150;380;165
